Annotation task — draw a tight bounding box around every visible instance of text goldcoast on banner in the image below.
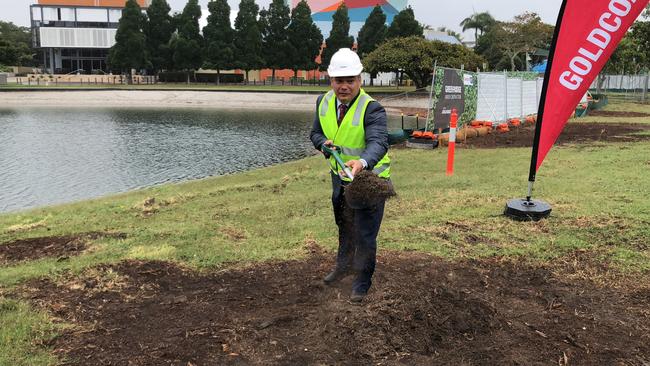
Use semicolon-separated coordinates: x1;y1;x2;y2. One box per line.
560;0;641;91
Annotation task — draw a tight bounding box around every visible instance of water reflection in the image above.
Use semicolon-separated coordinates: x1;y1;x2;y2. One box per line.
0;108;314;213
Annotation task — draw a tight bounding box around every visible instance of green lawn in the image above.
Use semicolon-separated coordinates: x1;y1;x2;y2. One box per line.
1;101;649;365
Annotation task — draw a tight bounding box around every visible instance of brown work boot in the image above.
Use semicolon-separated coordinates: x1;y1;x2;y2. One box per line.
323;268;352;284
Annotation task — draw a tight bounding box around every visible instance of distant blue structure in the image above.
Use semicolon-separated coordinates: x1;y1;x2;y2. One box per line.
532;60;547;73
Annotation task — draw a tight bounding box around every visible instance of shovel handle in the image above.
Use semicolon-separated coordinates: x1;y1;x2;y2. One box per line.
321;144;354;181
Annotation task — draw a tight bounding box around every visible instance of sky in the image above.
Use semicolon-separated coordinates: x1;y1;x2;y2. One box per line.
2;0;563;40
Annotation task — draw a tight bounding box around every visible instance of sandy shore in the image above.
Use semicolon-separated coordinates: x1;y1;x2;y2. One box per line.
0;90;431;115
0;90;319;111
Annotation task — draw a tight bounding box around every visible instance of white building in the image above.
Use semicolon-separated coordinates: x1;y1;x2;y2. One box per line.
30;0;151;74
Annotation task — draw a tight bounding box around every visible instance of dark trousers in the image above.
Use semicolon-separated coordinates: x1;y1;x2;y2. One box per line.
331;173;386;293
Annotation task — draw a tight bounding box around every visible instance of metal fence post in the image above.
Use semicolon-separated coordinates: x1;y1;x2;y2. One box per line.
643;72;650;103
503;70;508;123
536;77;541;107
520;77;525;119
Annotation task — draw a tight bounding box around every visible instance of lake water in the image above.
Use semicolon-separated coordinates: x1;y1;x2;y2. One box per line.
0;108;317;213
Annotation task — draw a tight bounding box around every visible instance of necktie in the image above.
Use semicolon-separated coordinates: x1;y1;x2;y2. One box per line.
338;104;348;126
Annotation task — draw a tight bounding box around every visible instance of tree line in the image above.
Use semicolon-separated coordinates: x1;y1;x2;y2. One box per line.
460;8;650;74
3;2;650;83
0;21;36;70
110;0;434;83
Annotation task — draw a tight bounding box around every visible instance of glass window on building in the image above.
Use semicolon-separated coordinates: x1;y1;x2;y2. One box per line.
108;9;122;23
76;8;109;23
42;7;58;21
60;8;75;21
32;7;42;21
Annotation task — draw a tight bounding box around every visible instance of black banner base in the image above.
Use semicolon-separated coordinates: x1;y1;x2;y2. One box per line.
504;198;552;221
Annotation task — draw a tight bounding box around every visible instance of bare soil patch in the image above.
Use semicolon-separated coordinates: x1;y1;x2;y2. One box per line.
0;232;125;264
462;122;650;149
16;248;650;365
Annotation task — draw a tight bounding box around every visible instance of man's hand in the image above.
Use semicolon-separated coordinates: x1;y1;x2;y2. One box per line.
321;140;336;158
342;160;364;178
321;140;335;152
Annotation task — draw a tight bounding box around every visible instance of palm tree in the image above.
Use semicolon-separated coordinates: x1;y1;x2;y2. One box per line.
460;12;495;41
476;12;496;32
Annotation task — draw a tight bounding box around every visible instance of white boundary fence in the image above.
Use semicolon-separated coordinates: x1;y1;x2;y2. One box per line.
475;72;543;124
382;69;649;130
590;73;650;102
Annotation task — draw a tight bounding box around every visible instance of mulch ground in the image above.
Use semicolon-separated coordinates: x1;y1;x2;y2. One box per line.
0;233;125;265
460;122;650;149
14;245;650;366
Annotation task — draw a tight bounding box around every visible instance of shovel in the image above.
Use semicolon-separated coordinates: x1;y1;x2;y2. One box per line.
321;144;354;181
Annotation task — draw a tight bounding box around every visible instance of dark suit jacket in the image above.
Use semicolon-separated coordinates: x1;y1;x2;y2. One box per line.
309;92;389;170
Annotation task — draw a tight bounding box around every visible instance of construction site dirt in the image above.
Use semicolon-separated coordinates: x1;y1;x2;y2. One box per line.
11;244;650;365
458;122;650;149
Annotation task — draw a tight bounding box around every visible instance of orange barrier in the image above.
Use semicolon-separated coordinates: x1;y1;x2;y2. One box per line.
510;118;521;127
496;124;510;133
412;131;424;138
446;109;458;176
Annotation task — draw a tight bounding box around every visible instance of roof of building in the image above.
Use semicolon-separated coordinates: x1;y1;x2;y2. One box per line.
423;30;462;45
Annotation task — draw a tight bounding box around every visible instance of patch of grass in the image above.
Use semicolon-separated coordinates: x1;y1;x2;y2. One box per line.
1;140;648;282
579;101;650;124
3;219;48;234
0;298;60;366
596;101;649;114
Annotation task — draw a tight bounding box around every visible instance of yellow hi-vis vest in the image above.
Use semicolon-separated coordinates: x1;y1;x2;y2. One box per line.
318;89;391;182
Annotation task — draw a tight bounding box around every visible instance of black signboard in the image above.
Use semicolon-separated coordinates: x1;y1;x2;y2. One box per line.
433;69;465;130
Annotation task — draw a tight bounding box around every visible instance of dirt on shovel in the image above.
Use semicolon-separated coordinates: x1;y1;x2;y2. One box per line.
344;170;396;210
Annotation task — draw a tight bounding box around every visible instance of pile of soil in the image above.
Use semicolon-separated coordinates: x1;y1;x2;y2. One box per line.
345;170;396;209
16;248;650;365
461;123;650;149
0;232;124;264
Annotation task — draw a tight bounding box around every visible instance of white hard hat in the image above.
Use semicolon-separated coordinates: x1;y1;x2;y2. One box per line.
327;48;363;77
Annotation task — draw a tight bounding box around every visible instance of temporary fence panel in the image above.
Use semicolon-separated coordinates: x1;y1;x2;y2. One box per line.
596;74;649;90
507;77;523;119
537;78;544;106
591;74;650;102
522;80;538;116
476;73;507;123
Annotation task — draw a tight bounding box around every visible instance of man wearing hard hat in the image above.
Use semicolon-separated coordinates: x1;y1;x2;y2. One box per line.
310;48;391;302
